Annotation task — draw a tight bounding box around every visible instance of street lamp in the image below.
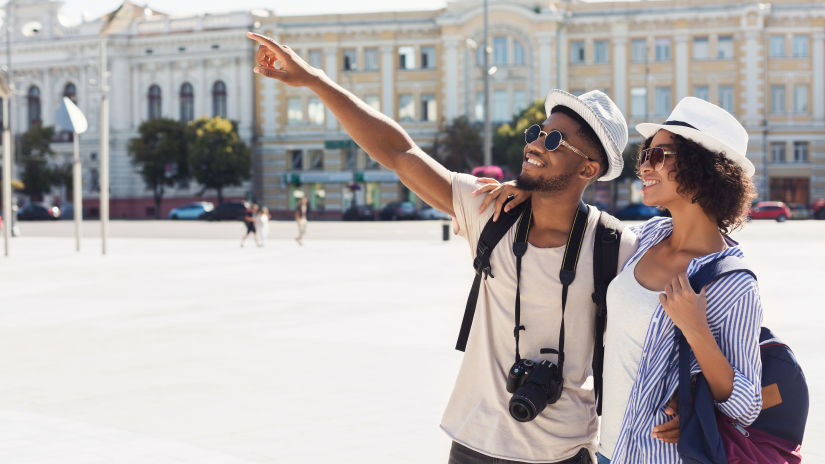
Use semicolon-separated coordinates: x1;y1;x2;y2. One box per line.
466;32;497;167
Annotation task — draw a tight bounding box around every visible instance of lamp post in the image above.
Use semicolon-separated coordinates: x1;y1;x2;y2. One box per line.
482;0;492;167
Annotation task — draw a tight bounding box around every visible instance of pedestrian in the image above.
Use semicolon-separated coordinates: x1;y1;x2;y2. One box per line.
295;197;307;246
241;203;261;247
480;97;763;464
248;31;639;464
259;206;270;246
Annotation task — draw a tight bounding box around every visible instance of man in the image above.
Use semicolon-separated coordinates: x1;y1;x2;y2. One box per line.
295;196;308;246
248;32;637;463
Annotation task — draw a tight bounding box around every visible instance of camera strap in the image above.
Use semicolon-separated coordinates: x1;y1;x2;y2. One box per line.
512;200;589;378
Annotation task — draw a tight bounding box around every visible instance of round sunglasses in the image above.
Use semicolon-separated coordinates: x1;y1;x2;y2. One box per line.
523;124;593;161
639;147;678;171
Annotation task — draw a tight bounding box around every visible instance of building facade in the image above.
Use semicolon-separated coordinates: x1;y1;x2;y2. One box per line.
3;0;257;218
256;0;825;216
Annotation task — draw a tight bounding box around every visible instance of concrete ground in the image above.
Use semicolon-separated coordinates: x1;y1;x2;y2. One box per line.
1;219;823;463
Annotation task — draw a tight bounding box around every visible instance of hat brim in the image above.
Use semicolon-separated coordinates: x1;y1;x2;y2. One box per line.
546;91;623;181
635;123;755;177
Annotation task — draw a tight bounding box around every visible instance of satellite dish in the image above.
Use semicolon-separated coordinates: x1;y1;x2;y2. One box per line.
55;97;88;134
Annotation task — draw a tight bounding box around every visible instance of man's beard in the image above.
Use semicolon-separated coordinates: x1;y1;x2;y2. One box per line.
515;171;574;193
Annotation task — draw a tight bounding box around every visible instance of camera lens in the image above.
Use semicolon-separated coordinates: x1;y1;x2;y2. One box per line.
509;383;547;422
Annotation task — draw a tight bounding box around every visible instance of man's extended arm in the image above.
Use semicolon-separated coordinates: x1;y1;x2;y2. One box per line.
247;32;454;215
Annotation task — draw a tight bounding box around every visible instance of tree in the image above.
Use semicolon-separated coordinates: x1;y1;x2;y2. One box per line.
20;124;58;201
432;116;482;172
492;99;546;174
186;116;251;205
128;118;188;218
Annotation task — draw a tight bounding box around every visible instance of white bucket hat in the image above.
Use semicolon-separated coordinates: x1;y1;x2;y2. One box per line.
636;96;754;177
544;89;628;181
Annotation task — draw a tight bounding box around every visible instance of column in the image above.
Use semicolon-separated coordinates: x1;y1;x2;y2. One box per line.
165;64;174;120
110;52;130;131
612;37;628;114
42;69;53;126
444;37;460;121
131;65;141;128
380;45;395;118
744;30;760;126
813;32;824;121
537;34;553;95
324;46;338;131
675;34;689;101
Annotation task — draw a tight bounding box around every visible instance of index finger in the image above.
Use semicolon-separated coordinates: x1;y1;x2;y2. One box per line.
678;272;692;293
247;32;284;53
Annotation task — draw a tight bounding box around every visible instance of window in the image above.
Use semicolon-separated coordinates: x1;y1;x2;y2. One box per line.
770;85;785;114
493;90;508;122
793;85;808;114
654;87;671;116
693;37;709;60
290;149;304;170
793;142;808;163
570;41;585;64
769;36;785;57
365;95;380;112
212;80;227;118
655;38;671;62
27;85;41;128
474;92;484;121
493;37;508;65
693;85;709;101
179;82;194;122
421;46;435;69
421;94;437;122
399;46;416;70
631;87;647;117
631;39;647;62
345;149;356;170
343;49;357;71
307;97;324;125
717;36;734;59
148;84;162;119
793;35;808;58
287;97;303;124
309;149;324;169
513;90;527;113
399;94;415;121
718;85;734;114
771;142;786;163
365;48;379;71
308;49;323;68
513;40;525;65
63;82;77;103
594;40;609;64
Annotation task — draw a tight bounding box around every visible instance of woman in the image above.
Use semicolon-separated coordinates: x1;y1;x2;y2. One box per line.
477;97;763;463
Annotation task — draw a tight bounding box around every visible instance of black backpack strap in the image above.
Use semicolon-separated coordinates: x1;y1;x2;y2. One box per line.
592;211;623;415
455;198;528;352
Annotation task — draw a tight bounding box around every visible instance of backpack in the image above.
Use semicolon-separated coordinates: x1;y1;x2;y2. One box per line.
454;200;622;415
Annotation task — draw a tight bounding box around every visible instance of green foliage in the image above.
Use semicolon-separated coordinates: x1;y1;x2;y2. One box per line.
619;142;640;180
128;118;188;217
20;124;58;200
433;116;483;172
186;116;251;204
492;99;546;174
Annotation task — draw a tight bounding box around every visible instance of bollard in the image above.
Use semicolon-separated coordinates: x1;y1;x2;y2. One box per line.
442;220;450;241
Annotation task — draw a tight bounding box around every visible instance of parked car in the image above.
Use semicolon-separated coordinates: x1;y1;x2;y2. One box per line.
613;203;661;220
788;203;811;220
418;206;451;220
199;202;246;221
748;201;791;222
169;201;214;220
378;201;418;220
17;203;60;220
342;204;375;221
59;202;83;220
812;198;825;219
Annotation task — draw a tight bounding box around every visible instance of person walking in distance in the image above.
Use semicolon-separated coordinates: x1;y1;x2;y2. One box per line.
259;206;271;246
241;203;261;248
295;197;308;246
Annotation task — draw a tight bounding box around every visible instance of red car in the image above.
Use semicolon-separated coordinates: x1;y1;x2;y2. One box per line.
812;198;825;220
748;201;791;222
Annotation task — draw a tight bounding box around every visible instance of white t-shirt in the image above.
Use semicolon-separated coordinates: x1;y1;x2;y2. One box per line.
597;256;660;459
441;173;638;463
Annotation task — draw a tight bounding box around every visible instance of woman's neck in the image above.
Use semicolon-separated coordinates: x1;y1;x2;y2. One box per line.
665;202;727;256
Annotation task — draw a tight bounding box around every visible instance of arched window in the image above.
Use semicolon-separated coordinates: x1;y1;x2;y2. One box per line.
212;80;227;118
179;82;194;122
63;82;77;103
148;85;162;119
27;86;41;128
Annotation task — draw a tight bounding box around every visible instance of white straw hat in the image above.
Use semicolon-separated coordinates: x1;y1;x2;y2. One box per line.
544;89;628;181
636;96;754;177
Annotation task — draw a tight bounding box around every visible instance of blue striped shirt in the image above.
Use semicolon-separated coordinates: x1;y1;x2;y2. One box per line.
610;217;763;464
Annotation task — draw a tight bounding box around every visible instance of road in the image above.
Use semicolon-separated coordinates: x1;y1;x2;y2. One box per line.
0;219;822;463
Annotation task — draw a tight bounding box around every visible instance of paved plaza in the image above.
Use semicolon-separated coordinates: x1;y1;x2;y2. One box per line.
1;219;823;463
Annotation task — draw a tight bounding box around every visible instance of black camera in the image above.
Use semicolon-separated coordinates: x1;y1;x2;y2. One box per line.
505;359;563;422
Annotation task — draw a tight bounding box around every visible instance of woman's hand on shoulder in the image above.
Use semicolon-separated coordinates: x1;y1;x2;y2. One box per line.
471;178;531;222
659;272;711;341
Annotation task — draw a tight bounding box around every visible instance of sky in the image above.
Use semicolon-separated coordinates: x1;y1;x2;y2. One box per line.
53;0;451;25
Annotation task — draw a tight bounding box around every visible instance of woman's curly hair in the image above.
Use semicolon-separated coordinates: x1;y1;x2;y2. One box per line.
636;133;756;234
